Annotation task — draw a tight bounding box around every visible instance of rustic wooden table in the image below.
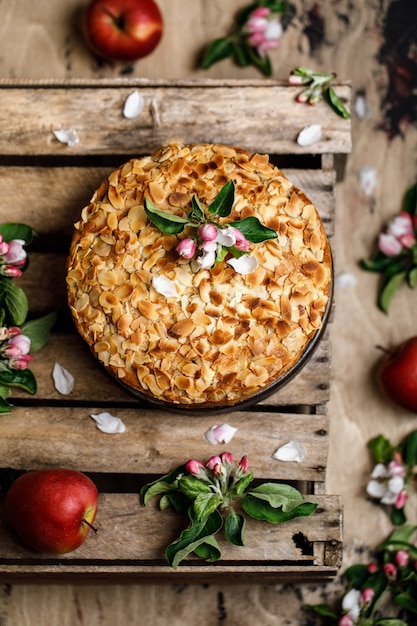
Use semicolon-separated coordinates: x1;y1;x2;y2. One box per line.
0;1;416;624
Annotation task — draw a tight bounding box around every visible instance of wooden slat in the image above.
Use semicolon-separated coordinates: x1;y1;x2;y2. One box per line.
0;493;342;582
0;407;329;482
0;79;352;156
0;167;336;236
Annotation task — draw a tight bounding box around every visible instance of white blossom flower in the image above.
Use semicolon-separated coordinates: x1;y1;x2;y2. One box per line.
342;588;362;621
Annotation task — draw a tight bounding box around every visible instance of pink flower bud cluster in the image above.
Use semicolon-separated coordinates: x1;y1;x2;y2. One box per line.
0;235;27;278
378;211;416;256
366;452;408;510
0;327;32;370
185;452;250;481
175;223;250;270
245;7;283;59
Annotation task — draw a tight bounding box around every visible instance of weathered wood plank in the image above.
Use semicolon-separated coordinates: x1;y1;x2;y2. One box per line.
0;80;351;156
0;493;342;582
0;167;335;236
0;406;329;481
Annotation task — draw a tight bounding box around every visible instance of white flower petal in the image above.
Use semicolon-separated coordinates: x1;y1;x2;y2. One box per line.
123;90;145;119
52;128;79;146
90;412;126;434
152;275;178;298
335;271;357;289
297;124;322;147
52;362;74;395
359;165;377;196
216;228;236;247
204;423;237;445
354;92;371;119
370;463;389;479
366;479;387;500
387;475;404;495
381;491;397;505
342;588;361;619
272;440;307;463
227;255;258;275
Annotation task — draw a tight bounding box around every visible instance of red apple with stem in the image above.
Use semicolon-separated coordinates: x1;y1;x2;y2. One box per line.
376;336;417;413
5;468;99;554
83;0;163;62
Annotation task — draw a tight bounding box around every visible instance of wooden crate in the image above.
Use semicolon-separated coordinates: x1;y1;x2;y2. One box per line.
0;78;351;582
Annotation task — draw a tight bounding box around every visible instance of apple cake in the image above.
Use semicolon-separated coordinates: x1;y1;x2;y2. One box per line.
66;142;332;409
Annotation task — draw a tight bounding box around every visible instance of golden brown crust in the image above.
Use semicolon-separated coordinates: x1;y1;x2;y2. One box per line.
66;142;332;408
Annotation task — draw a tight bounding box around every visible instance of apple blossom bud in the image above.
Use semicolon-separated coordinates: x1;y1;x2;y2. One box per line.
198;223;217;242
361;587;374;604
12;354;32;370
395;549;410;567
383;562;397;578
296;91;310;103
176;237;197;260
288;74;305;85
249;6;271;18
205;455;222;471
367;562;378;573
185;459;204;476
4;239;27;265
338;616;354;626
237;455;249;475
232;228;251;251
378;232;403;256
2;265;23;278
394;489;407;509
220;452;233;466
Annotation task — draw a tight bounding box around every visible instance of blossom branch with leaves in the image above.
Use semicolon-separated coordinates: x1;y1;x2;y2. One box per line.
0;223;56;413
289;67;351;119
201;1;286;77
360;182;417;313
140;452;316;569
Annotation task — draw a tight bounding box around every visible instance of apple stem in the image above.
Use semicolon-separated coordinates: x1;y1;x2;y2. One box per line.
375;345;395;357
101;7;125;30
82;518;98;534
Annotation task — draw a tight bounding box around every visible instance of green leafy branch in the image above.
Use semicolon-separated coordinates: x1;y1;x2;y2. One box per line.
201;1;287;77
140;453;316;568
360;182;417;313
289;67;351;119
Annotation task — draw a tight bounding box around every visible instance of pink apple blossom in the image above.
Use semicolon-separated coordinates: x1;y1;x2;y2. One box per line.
378;232;403;256
245;7;283;59
220;452;234;466
383;562;397;578
185;459;205;476
378;211;416;256
2;265;23;278
12;353;32;370
367;562;378;573
176;237;197;259
4;333;31;358
196;240;217;269
205;455;222;471
338;616;354;626
3;239;27;265
395;549;410;567
232;228;251;251
237;455;249;475
361;587;374;604
198;223;218;242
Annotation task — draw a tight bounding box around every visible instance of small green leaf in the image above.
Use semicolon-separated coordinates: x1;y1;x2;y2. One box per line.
245;45;273;77
391;506;407;526
378;269;407;313
401;429;417;466
407;265;417;288
179;476;212;498
166;508;223;568
303;603;339;619
360;253;395;273
193;535;221;563
368;434;395;465
0;368;36;394
225;510;245;546
403;182;417;216
193;492;222;521
234;472;254;495
201;37;234;69
375;619;409;626
242;493;316;523
21;311;57;352
0;396;12;413
394;591;417;615
3;281;28;326
233;42;251;67
190;195;205;222
144;198;188;235
231;216;277;243
345;563;371;587
208;180;235;217
140;464;186;504
247;482;304;512
0;223;37;245
323;85;351;119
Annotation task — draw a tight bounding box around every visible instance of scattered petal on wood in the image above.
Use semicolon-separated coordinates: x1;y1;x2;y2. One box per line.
335;270;358;289
297;124;322;147
204;423;237;445
227;255;258;275
152;275;178;298
52;128;79;146
359;165;377;196
90;412;126;434
272;440;307;463
123;90;145;119
52;362;74;395
354;92;371;119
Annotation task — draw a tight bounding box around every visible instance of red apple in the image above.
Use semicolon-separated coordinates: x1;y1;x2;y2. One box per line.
5;468;99;554
376;336;417;413
83;0;163;62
